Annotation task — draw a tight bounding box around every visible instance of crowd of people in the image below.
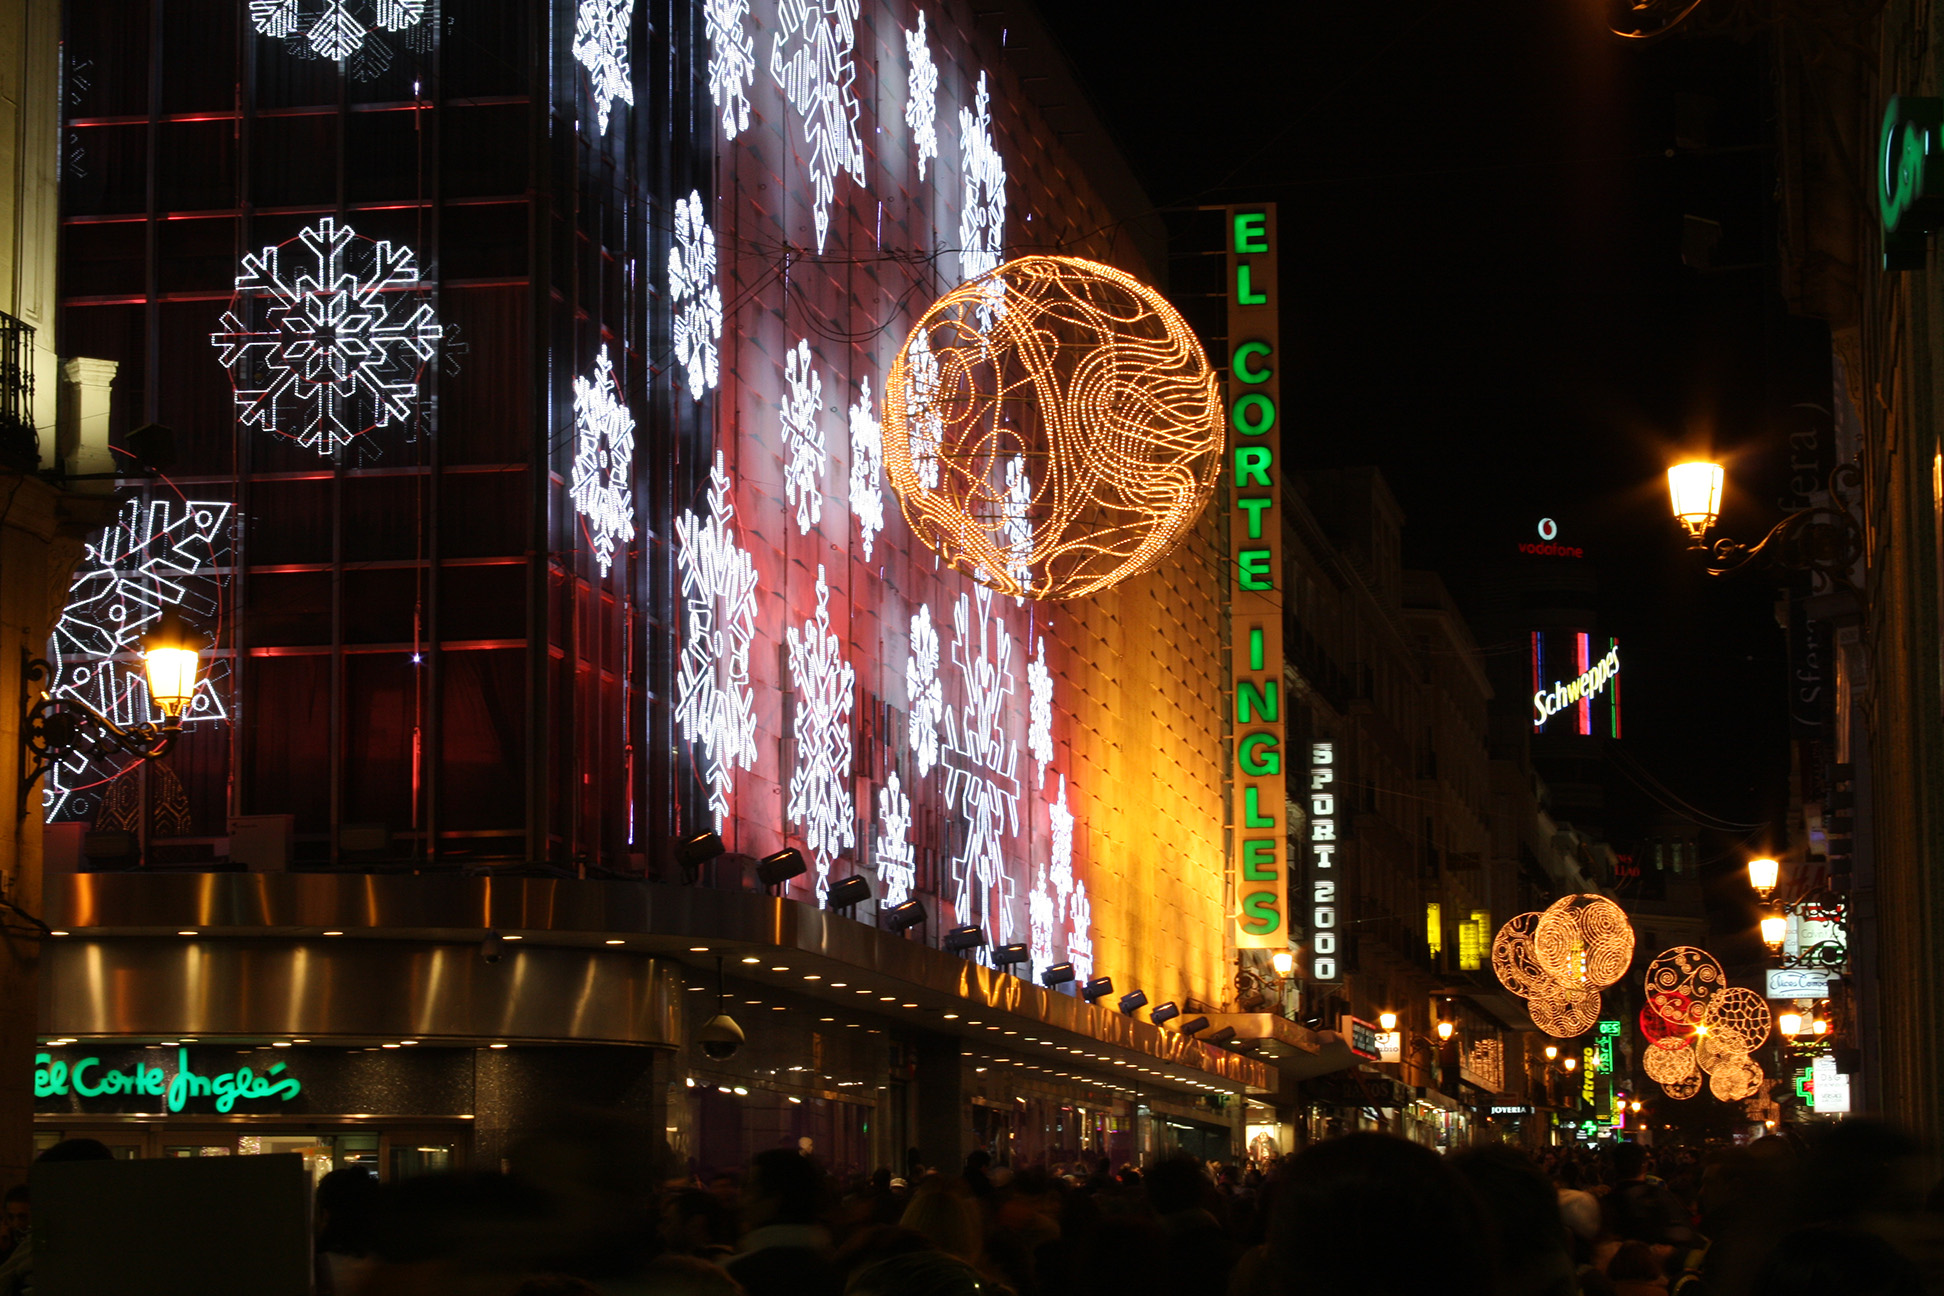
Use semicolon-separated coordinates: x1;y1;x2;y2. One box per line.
6;1120;1944;1294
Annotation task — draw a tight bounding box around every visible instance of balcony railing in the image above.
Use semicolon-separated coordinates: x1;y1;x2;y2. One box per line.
0;312;36;470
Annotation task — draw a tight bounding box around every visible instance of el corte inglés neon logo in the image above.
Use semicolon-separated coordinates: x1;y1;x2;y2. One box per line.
35;1048;302;1114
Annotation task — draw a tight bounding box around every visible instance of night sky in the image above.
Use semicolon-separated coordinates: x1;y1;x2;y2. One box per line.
1042;2;1798;937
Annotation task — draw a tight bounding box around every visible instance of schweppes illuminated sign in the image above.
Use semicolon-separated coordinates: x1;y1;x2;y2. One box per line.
1227;205;1286;951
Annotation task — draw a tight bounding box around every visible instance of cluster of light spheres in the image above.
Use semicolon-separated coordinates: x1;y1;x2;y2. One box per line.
1491;894;1635;1039
881;256;1223;601
1640;947;1770;1103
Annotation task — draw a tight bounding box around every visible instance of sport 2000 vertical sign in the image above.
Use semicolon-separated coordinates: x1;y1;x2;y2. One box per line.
1227;206;1286;951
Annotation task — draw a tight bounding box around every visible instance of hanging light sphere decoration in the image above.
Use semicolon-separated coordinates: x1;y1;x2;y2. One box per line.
1701;986;1773;1053
1643;946;1725;1026
881;256;1224;601
1643;1038;1698;1085
1491;912;1550;999
1533;893;1636;988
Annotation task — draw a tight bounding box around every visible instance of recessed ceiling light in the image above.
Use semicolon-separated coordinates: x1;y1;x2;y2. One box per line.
48;930;68;937
688;946;709;952
177;930;197;936
943;1013;960;1020
879;996;895;1002
382;1043;401;1049
742;957;761;964
604;939;624;945
489;1043;508;1049
769;966;788;972
804;974;821;980
401;1040;418;1046
322;930;345;937
901;1003;917;1008
272;1041;291;1048
830;982;847;988
503;934;523;941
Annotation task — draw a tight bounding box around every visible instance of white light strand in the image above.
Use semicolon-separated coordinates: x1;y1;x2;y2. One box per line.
780;338;827;535
907;602;943;778
570;345;637;575
668;190;722;399
1027;637;1052;789
211;217;442;455
1003;454;1032;598
903;330;943;490
1048;772;1074;918
674;453;760;831
957;71;1008;325
848;376;885;560
943;586;1022;946
875;768;917;908
1067;877;1093;984
572;0;636;135
904;11;939;181
786;565;857;904
251;0;424;61
1028;864;1056;971
769;0;867;253
703;0;756;141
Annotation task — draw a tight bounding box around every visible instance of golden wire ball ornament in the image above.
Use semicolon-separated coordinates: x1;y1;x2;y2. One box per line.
1642;1038;1698;1085
1491;912;1549;999
1708;1054;1765;1103
1702;986;1772;1053
881;256;1224;601
1661;1070;1704;1101
1643;946;1725;1025
1532;894;1635;989
1693;1028;1742;1075
1527;982;1602;1038
1641;1002;1695;1048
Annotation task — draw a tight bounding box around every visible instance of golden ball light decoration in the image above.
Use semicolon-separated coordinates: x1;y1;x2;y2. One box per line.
1533;894;1636;988
1701;986;1773;1053
1643;946;1724;1026
881;256;1224;601
1527;985;1602;1039
1642;1039;1697;1085
1708;1054;1766;1103
1490;911;1549;998
1662;1069;1705;1101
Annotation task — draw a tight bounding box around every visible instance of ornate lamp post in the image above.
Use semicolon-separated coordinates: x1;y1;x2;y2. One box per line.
1665;459;1863;588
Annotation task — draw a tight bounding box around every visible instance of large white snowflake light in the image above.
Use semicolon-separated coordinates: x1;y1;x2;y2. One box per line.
943;586;1022;946
958;71;1008;326
1028;866;1056;972
570;345;637;576
769;0;867;252
674;453;760;831
668;191;722;399
903;330;943;490
876;768;917;908
849;376;885;560
704;0;757;141
907;603;943;778
44;495;233;821
1027;636;1052;788
904;12;939;181
1003;454;1032;598
211;217;442;456
251;0;425;63
787;565;857;904
780;339;827;535
1048;773;1075;917
573;0;636;135
1068;878;1094;984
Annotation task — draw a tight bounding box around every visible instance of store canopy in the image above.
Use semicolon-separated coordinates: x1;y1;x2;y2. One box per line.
1192;1013;1358;1082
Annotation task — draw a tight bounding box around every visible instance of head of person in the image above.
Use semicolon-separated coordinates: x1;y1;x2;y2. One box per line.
743;1148;827;1230
3;1185;26;1241
845;1250;1000;1296
1144;1156;1212;1217
898;1186;981;1261
1607;1241;1664;1283
662;1187;736;1255
314;1166;381;1255
1750;1225;1924;1296
1611;1142;1649;1183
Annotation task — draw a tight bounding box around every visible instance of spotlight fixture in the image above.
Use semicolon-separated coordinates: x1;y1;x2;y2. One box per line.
756;848;807;888
1082;976;1114;1003
1177;1015;1209;1036
828;875;872;910
883;899;926;932
1040;962;1076;988
991;943;1030;969
1118;990;1148;1015
943;924;986;953
676;830;724;882
1149;1001;1181;1025
1203;1026;1237;1046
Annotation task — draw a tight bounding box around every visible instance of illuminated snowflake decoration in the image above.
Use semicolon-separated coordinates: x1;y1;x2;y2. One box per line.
849;376;885;559
1067;879;1094;983
572;0;636;135
44;496;233;821
674;454;760;831
250;0;425;63
212;218;442;456
904;12;939;180
787;565;856;903
903;330;943;490
1048;773;1075;916
957;71;1008;325
704;0;757;141
668;191;722;399
1028;867;1056;971
943;586;1022;946
1003;454;1032;597
876;768;917;908
769;0;867;252
780;339;827;535
1027;636;1053;788
570;345;637;576
907;603;943;778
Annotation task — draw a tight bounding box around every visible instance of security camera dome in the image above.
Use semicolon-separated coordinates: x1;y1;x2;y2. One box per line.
697;1012;745;1060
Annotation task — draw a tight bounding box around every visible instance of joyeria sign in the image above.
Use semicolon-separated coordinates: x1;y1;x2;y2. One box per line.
1880;96;1944;270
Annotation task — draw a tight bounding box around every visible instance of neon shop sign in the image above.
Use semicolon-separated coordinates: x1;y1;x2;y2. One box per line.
36;1048;302;1114
1532;641;1620;729
1309;742;1338;980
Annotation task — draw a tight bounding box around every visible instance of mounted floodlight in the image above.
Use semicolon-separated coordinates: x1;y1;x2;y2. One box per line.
1149;1001;1180;1025
676;831;725;882
943;924;986;954
1203;1026;1237;1046
828;875;872;909
1082;976;1114;1003
1177;1015;1210;1036
1040;962;1076;988
991;943;1030;969
883;899;926;932
1118;990;1148;1015
756;848;807;888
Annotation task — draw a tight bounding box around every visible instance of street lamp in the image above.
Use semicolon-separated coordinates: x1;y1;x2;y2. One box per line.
1665;459;1863;583
1436;1018;1454;1042
1747;857;1780;900
1668;461;1725;541
1378;1011;1398;1032
1271;949;1294;977
1777;1011;1804;1039
1562;1056;1578;1073
1760;913;1788;952
1544;1045;1558;1061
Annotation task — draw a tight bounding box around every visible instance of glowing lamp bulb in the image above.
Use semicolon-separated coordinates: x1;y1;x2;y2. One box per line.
1811;1017;1829;1036
1747;857;1780;897
1562;1056;1577;1072
1544;1045;1558;1060
1668;460;1725;540
1378;1011;1398;1032
1760;913;1788;951
1630;1100;1642;1113
1777;1011;1803;1039
1270;950;1294;977
1436;1019;1454;1042
142;615;201;719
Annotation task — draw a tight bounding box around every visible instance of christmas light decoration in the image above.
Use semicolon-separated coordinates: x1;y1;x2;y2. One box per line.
875;768;917;907
570;345;637;576
904;11;939;180
907;602;943;777
780;339;827;536
1708;1054;1765;1103
1493;904;1625;1039
673;454;760;831
668;190;722;399
1027;637;1052;787
1643;1039;1697;1085
250;0;424;63
1048;772;1074;914
44;495;232;821
1643;946;1725;1026
1661;1070;1704;1100
786;565;856;903
212;217;442;456
943;586;1022;943
1700;986;1772;1052
1003;454;1032;596
848;377;885;559
881;256;1223;601
1028;866;1056;970
957;71;1008;325
1527;985;1601;1039
769;0;866;253
1491;912;1550;999
1533;893;1635;989
1068;878;1093;983
572;0;636;135
703;0;756;141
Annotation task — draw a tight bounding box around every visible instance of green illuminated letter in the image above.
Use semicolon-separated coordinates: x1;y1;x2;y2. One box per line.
1238;549;1273;590
1237;496;1272;539
1237;680;1280;724
1234;213;1268;254
1236;264;1267;305
1240;891;1281;936
1242;839;1278;879
1232;340;1273;385
1235;446;1272;487
1232;392;1275;437
1239;732;1281;776
1243;786;1276;828
1248;626;1265;672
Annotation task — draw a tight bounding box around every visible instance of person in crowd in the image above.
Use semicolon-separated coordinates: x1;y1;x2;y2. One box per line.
314;1165;382;1296
1747;1224;1925;1296
900;1180;985;1265
0;1137;115;1296
0;1187;24;1266
1606;1241;1670;1296
662;1187;737;1262
844;1250;1009;1296
723;1148;840;1296
1142;1156;1241;1296
1451;1143;1578;1296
